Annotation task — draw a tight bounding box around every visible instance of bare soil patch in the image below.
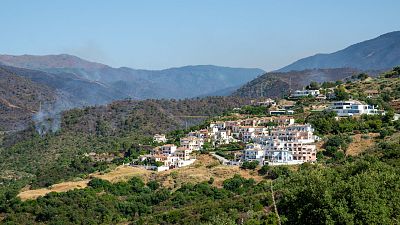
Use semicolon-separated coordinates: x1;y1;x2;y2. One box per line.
346;133;378;156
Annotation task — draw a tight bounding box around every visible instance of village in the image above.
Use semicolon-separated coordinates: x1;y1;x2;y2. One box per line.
131;86;389;171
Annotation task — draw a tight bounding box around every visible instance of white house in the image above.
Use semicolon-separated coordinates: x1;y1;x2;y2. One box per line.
254;98;276;107
269;109;294;116
159;144;177;155
243;143;265;163
291;89;320;98
180;136;204;151
150;145;195;170
153;134;167;143
328;101;384;117
212;130;231;144
264;140;316;163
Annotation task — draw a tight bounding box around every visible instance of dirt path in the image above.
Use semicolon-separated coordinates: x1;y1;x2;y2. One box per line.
270;180;281;225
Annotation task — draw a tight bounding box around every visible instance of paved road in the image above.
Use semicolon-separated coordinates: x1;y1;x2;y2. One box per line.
209;152;230;165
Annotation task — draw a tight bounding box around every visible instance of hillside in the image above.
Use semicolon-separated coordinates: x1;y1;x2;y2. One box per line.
1;71;399;224
0;65;128;106
0;65;130;132
0;67;56;131
279;31;400;72
0;54;265;99
0;96;250;188
61;97;252;135
232;68;360;98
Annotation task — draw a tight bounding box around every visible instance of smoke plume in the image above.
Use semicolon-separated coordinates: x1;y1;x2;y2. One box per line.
33;91;76;135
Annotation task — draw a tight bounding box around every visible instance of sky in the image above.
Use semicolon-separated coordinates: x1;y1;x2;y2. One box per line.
0;0;399;71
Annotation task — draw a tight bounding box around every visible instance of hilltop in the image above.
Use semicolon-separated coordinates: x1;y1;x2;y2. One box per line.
279;31;400;72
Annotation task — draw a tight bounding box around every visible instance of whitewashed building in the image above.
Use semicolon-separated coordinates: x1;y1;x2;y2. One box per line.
150;144;195;170
153;134;167;143
291;89;320;98
250;124;318;165
328;101;384;117
243;143;265;163
180;136;204;151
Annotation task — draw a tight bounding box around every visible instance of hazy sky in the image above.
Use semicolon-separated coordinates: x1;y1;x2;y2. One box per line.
1;0;399;71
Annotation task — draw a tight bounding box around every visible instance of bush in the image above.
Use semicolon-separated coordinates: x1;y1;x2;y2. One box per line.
241;161;259;170
258;165;271;175
266;166;291;179
323;135;352;157
379;129;394;139
88;178;112;190
357;73;369;80
147;180;160;190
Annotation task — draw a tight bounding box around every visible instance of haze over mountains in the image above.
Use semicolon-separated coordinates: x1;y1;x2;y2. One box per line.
0;55;263;131
278;31;400;72
0;31;399;131
0;54;264;100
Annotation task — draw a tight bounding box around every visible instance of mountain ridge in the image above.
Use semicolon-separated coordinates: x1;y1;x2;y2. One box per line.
0;54;265;99
232;68;362;98
278;31;400;72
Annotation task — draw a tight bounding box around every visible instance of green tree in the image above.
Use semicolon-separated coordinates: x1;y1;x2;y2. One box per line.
307;81;320;90
357;73;369;80
334;86;349;101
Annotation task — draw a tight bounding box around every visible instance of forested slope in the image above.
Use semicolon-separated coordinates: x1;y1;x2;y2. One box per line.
0;97;250;188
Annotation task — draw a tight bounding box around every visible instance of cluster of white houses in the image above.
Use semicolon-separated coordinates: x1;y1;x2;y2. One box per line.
143;135;204;171
140;93;386;171
245;124;319;165
208;118;319;165
145;116;318;171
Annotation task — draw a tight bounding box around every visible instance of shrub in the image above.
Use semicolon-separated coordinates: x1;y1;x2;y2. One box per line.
241;161;259;170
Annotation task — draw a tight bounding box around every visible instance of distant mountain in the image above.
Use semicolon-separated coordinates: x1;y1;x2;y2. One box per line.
0;64;133;132
279;31;400;72
0;54;264;99
0;65;127;106
232;68;361;98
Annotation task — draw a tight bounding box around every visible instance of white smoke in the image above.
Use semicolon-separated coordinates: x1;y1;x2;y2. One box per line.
33;91;77;136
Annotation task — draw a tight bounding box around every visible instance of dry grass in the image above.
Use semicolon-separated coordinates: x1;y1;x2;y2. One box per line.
155;154;263;189
18;166;152;201
93;166;152;183
18;180;90;201
18;154;263;201
346;133;379;156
